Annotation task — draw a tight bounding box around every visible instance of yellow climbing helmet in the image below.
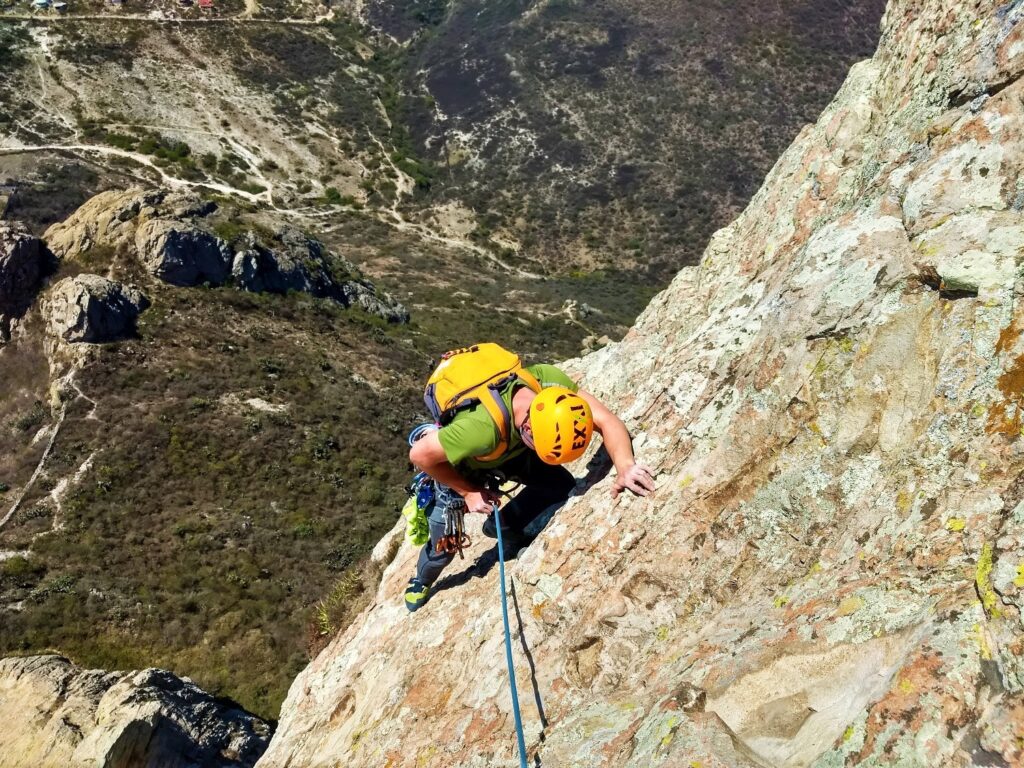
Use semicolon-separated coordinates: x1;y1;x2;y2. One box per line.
528;387;594;465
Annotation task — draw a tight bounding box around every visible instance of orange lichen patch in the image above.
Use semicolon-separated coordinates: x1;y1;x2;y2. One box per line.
405;676;452;713
600;714;646;760
856;650;970;761
781;596;828;623
953;117;995;144
987;353;1024;436
753;352;787;391
463;702;505;745
996;318;1022;355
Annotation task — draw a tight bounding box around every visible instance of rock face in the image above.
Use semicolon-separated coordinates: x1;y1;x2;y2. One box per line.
44;188;408;321
43;274;149;343
135;219;233;287
257;2;1024;767
0;222;49;341
0;655;271;768
232;227;410;322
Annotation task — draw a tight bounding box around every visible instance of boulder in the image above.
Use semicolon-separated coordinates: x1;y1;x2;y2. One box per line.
0;655;270;768
135;219;232;287
231;227;338;296
44;274;149;343
0;222;49;340
336;278;410;323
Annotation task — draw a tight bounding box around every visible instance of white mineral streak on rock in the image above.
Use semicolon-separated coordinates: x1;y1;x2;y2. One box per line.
258;2;1024;766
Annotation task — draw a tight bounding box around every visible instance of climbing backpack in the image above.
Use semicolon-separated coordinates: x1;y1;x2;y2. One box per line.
424;343;542;462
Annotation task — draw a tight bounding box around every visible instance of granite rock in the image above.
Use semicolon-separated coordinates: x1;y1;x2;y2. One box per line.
0;655;271;768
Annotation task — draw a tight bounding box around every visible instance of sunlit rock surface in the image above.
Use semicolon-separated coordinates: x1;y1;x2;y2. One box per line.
259;1;1024;766
0;655;271;768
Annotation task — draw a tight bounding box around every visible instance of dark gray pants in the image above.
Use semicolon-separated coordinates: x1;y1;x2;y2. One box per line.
414;453;576;586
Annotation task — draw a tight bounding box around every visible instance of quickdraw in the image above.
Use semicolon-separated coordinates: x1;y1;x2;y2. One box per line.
435;484;471;558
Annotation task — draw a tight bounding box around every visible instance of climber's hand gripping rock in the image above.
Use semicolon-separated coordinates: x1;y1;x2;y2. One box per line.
611;463;655;499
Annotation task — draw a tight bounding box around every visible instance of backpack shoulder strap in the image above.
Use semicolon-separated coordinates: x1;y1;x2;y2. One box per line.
516;367;542;394
472;368;541;462
475;385;513;463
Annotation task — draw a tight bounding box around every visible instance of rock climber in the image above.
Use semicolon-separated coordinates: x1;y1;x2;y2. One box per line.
404;344;655;611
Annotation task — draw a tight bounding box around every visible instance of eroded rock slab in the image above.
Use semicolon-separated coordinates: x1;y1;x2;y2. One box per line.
135;219;232;287
44;188;408;321
0;655;271;768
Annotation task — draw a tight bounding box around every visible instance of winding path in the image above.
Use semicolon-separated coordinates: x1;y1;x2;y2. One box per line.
0;142;272;202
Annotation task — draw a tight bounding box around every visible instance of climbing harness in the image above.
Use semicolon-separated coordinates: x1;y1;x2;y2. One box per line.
407;423;472;558
406;422;528;761
494;502;529;768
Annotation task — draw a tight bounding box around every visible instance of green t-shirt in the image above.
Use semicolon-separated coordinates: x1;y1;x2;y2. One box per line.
437;363;579;470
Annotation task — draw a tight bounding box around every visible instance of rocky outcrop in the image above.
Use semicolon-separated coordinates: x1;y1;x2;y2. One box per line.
44;188;212;260
0;222;49;341
135;219;232;287
43;274;149;343
0;655;270;768
232;227;410;322
257;1;1024;767
44;188;408;322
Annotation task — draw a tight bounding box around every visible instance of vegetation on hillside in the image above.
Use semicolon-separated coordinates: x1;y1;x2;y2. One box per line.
372;0;887;278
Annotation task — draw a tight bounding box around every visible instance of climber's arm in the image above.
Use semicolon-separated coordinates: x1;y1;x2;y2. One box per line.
577;389;655;498
408;432;498;513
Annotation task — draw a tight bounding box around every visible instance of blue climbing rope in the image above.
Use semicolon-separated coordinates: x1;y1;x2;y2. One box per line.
494;503;529;768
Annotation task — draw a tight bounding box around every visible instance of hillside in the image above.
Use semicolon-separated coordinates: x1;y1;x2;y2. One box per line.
257;0;1024;765
366;0;887;277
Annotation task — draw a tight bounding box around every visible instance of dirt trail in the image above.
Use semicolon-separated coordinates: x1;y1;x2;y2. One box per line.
0;143;272;203
0;403;65;533
0;12;314;24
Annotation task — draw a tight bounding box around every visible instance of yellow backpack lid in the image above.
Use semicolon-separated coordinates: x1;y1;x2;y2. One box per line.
424;343;541;462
